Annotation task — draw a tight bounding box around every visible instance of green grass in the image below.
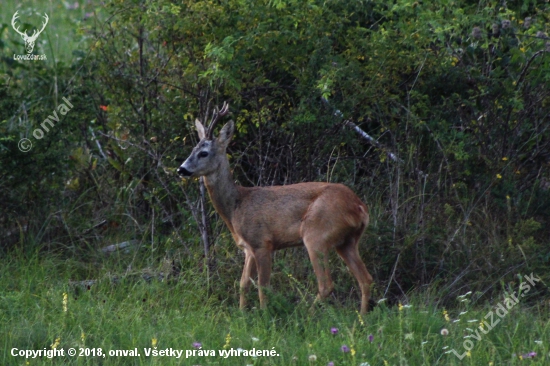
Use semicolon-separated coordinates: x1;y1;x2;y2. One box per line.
1;251;548;366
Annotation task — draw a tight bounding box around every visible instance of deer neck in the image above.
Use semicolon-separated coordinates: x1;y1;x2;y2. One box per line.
203;157;240;225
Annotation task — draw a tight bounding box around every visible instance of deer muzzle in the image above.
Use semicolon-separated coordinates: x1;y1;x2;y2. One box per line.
177;166;193;177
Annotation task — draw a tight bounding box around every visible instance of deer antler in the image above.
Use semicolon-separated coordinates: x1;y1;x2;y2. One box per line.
11;11;27;38
205;101;229;139
11;12;48;39
32;13;49;39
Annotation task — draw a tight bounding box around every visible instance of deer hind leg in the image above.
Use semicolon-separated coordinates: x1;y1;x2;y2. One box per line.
303;234;335;306
336;238;373;315
253;248;272;310
239;248;257;309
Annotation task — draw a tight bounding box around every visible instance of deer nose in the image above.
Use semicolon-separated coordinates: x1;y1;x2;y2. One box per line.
177;166;192;177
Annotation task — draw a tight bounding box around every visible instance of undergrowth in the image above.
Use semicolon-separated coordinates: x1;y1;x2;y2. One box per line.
1;249;548;366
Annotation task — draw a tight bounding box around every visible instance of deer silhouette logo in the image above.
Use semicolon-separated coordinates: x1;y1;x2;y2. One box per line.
11;11;49;54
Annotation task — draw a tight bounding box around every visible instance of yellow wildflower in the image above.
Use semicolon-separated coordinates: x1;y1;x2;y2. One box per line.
62;293;68;312
398;302;403;311
496;174;502;179
50;337;61;349
223;332;231;349
152;338;158;347
356;310;365;326
502;157;508;161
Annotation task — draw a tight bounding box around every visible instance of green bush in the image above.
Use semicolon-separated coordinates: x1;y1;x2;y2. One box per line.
1;0;549;306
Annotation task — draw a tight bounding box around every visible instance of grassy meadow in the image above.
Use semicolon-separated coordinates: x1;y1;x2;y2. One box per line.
1;250;548;365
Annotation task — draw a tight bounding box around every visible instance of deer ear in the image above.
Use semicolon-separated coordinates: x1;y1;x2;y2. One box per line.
218;120;234;147
195;119;206;140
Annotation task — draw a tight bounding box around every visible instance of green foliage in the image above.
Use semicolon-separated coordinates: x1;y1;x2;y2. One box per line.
1;0;549;310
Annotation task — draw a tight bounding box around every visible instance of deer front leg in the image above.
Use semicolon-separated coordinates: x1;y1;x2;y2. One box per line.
254;248;272;310
239;248;257;309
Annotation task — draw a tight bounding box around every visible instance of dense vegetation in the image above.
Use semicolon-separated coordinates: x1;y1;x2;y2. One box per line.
1;0;549;363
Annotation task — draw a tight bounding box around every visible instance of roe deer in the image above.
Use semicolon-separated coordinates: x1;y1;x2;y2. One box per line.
177;102;373;314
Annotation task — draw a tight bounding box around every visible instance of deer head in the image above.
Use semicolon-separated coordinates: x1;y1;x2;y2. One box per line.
11;11;49;54
178;102;232;177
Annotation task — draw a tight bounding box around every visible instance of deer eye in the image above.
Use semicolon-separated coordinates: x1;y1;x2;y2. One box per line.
198;151;209;158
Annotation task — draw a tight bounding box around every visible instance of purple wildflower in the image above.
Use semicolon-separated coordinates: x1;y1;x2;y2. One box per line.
341;345;350;353
327;362;334;366
368;334;374;342
192;342;202;349
330;327;338;335
521;352;536;359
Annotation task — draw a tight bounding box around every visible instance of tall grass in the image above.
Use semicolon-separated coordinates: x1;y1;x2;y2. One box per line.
1;250;548;365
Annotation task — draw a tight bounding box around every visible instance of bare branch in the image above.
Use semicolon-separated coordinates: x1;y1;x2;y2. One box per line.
342;119;402;165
